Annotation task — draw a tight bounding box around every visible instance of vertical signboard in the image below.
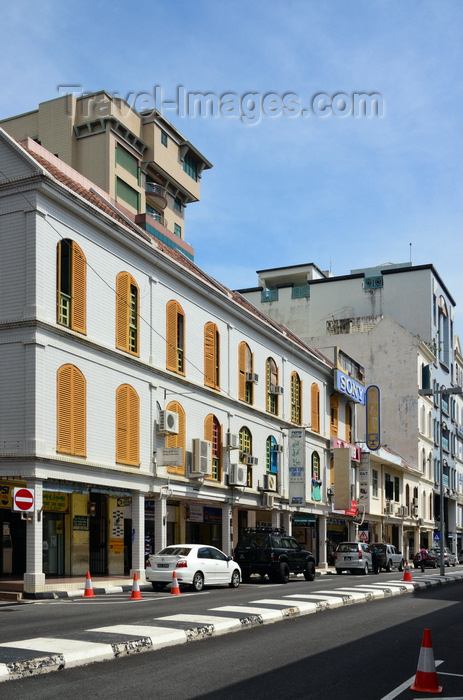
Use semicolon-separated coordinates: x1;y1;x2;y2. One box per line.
288;428;306;506
358;452;370;512
366;385;380;450
333;447;351;511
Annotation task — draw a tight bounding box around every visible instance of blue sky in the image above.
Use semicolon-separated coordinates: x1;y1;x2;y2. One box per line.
1;1;462;324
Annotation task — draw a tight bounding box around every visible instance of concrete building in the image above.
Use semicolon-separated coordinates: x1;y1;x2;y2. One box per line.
0;91;212;261
238;261;461;555
0;127;365;594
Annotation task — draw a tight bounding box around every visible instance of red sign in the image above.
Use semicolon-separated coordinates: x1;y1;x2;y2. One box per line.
13;488;35;512
359;531;369;542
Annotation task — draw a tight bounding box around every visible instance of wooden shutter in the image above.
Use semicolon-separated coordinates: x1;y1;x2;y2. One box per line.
56;241;62;323
311;383;320;433
116;272;130;351
204;413;214;442
204;322;218;388
330;395;339;437
116;384;139;466
238;342;246;400
166;401;185;475
57;364;86;456
166;301;181;372
71;242;86;334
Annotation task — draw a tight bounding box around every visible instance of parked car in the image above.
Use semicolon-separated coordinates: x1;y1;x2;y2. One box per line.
432;547;457;567
146;544;241;591
375;543;404;572
335;542;372;575
233;527;316;583
412;549;437;569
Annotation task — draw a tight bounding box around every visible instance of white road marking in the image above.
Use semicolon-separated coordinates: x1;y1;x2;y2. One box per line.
0;638;114;668
89;625;187;649
155;614;242;633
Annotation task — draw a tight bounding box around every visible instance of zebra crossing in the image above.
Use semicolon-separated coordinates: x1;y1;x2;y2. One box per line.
0;575;460;683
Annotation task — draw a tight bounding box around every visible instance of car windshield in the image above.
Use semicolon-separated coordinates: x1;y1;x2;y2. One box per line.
155;546;192;557
337;544;359;553
375;545;386;552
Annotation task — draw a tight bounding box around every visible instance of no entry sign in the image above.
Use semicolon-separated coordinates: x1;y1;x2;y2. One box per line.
12;488;35;512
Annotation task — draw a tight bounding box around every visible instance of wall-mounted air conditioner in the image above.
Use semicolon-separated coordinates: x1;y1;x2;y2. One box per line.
190;438;212;477
412;498;419;506
228;464;247;487
385;501;394;515
158;410;179;435
225;432;239;449
246;372;259;383
246;455;258;466
269;384;284;395
263;493;274;508
412;505;419;517
263;474;277;492
401;505;409;517
273;444;284;453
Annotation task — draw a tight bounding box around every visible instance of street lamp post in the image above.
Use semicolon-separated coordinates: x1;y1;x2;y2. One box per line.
419;385;462;576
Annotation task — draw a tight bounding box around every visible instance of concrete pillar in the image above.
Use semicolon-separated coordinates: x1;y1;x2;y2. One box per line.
247;510;256;528
271;508;280;529
318;514;327;568
154;495;167;553
23;479;45;594
222;503;233;556
282;510;291;534
130;491;145;581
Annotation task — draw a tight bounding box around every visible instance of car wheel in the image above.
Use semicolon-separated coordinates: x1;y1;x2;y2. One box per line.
398;560;404;572
304;561;316;582
362;563;369;575
241;570;251;583
279;562;290;583
432;561;437;569
229;570;240;588
151;582;164;591
386;559;392;572
336;568;343;575
446;561;450;567
191;571;204;591
452;562;456;567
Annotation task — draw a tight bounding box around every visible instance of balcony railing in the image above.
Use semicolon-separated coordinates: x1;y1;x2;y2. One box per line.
292;285;310;299
261;289;279;303
145;182;168;209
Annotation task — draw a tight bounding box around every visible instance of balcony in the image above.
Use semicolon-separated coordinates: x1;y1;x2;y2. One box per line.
145;182;168;210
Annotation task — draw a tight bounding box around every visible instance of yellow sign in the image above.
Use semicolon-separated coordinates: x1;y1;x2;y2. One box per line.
109;538;124;554
43;492;69;512
366;385;381;450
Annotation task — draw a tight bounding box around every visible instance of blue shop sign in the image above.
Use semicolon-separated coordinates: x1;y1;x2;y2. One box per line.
335;370;365;404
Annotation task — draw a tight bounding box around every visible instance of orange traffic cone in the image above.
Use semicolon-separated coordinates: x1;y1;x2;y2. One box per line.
170;570;181;595
82;571;95;598
402;561;412;582
129;572;143;600
410;628;442;694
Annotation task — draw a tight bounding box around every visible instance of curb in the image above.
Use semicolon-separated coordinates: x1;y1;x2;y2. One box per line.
1;572;462;683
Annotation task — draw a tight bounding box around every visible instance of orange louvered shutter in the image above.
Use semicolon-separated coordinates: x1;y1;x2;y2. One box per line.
204;322;218;388
56;241;62;323
116;272;130;351
72;367;86;456
166;301;178;371
71;242;86;334
311;383;320;433
57;365;86;456
166;401;185;475
57;364;72;454
128;385;140;465
204;413;214;442
238;342;246;400
117;385;139;466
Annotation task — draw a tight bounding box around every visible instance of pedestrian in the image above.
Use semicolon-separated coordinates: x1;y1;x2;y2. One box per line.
372;545;379;574
419;544;428;573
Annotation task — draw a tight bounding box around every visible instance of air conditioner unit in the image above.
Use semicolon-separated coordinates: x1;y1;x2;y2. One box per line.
273;444;284;454
246;372;259;383
224;432;239;449
401;505;409;517
270;384;284;395
246;455;258;466
263;493;274;508
412;505;419;517
191;438;212;477
263;473;277;492
385;501;394;515
412;498;419;506
158;410;179;435
228;464;247;487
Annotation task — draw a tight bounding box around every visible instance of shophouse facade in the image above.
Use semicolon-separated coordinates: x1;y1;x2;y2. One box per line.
0;127;363;594
238;262;461;555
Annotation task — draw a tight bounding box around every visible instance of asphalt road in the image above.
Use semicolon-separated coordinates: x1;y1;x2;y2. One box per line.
5;579;462;700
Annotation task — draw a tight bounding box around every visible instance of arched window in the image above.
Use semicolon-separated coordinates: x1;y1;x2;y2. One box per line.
345;403;353;443
116;384;139;466
57;239;86;333
266;435;278;474
166;301;185;374
422;490;427;520
266;357;279;415
429;493;433;520
239;426;252;487
57;364;86;456
290;372;302;424
165;402;186;475
406;484;410;509
205;414;221;480
238;342;254;404
311;383;320;433
421;448;426;473
116;272;139;355
204;322;220;389
330;394;339;437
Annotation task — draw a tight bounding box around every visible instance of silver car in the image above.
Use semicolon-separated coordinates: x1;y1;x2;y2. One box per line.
335;542;372;575
146;544;241;591
432;547;457;567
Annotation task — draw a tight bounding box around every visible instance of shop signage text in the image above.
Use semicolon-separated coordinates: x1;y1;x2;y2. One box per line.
335;370;365;404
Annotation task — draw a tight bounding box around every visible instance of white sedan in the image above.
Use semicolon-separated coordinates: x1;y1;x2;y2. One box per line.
146;544;241;592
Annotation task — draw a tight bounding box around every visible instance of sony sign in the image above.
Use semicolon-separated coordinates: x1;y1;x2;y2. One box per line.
335;370;365;404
